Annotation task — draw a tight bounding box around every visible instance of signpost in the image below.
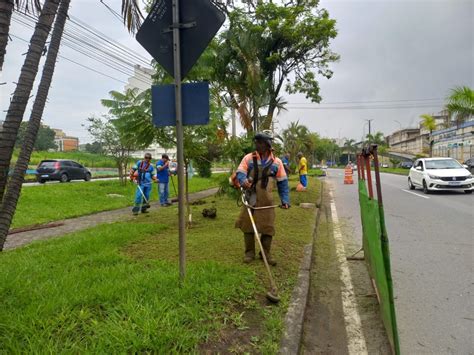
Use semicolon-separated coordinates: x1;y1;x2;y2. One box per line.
136;0;225;281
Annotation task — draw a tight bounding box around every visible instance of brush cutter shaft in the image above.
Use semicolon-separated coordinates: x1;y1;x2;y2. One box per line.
248;205;279;210
241;189;279;294
136;184;149;204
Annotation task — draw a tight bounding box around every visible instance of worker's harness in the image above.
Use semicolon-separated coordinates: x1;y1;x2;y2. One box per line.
248;151;274;189
136;160;151;184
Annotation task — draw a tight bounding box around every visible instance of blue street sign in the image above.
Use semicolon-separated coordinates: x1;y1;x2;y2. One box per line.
152;82;209;127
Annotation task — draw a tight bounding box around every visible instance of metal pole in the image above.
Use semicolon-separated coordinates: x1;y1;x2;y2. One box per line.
172;0;186;282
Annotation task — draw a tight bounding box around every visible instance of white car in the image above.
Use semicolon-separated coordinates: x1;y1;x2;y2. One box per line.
408;157;474;194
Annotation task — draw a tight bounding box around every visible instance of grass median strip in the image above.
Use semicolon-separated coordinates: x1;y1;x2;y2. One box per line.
1;177;320;352
12;176;221;229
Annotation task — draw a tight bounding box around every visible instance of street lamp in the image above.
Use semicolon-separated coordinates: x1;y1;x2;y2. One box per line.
394;120;402;130
0;82;7;85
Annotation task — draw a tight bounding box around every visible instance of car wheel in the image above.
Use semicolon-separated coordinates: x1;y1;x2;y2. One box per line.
84;173;91;181
422;180;431;194
465;190;473;194
60;173;69;183
38;179;46;184
408;178;415;190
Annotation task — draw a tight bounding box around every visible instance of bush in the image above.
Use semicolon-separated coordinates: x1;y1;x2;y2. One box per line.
194;158;212;178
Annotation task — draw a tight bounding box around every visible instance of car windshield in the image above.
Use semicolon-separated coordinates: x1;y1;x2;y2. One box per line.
425;159;463;169
39;161;56;168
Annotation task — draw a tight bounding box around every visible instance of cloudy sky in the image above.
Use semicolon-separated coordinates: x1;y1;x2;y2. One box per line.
0;0;472;144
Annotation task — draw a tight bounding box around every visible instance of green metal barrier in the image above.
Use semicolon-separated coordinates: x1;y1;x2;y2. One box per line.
357;147;400;354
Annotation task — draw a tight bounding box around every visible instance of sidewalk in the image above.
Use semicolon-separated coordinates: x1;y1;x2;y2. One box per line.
5;188;219;250
300;181;390;354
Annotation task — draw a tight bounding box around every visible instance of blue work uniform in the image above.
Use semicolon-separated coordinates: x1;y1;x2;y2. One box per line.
132;160;155;212
156;159;170;205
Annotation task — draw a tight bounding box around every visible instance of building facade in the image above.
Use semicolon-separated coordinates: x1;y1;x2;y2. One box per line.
131;143;176;160
387;128;429;156
432;120;474;162
53;129;79;151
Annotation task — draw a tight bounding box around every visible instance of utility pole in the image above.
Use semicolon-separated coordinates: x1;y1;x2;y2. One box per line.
365;119;374;143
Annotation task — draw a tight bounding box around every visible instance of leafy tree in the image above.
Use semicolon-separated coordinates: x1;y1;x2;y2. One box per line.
84;141;103;154
215;0;339;132
445;86;473;126
15;122;57;151
420;114;436;157
86;115;142;184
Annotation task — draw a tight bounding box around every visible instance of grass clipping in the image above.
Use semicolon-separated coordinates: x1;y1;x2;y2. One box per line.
0;176;320;353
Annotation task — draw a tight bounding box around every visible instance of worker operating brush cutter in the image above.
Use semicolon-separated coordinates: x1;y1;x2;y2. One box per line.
234;132;290;302
130;153;157;215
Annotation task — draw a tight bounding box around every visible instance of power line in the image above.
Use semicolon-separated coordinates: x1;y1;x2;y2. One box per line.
15;7;150;66
286;104;443;110
9;33;128;84
11;14;153;86
288;98;445;105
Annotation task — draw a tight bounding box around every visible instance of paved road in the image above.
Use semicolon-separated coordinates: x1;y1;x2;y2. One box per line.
326;169;473;354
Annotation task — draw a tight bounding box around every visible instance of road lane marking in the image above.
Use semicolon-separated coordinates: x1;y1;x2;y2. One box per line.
401;189;430;199
329;189;368;355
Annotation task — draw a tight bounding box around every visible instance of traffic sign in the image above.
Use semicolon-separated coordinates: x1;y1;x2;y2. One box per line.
136;0;225;79
152;82;209;126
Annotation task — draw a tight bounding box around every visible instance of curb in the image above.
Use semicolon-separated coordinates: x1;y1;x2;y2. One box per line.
279;181;324;354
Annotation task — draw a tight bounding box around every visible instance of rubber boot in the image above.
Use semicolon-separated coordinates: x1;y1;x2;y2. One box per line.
132;206;140;215
243;233;255;263
260;234;277;266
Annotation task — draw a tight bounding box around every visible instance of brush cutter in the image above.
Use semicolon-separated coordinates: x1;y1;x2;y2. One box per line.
135;183;151;213
240;188;280;303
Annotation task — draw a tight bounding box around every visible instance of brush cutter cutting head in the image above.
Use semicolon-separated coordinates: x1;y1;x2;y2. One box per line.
266;290;280;303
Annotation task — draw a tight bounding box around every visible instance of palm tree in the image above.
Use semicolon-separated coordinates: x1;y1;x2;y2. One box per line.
420;114;436;157
0;0;60;204
281;121;310;164
343;138;357;164
0;0;142;71
446;86;474;127
0;0;41;71
366;131;386;146
0;0;144;202
0;0;70;251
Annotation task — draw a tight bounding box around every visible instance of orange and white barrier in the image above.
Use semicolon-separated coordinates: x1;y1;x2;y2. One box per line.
344;165;354;184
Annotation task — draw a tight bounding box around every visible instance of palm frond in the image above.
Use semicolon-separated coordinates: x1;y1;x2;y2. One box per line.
121;0;144;34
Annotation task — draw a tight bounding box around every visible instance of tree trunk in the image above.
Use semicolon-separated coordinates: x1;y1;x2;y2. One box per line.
0;0;69;251
0;0;14;71
0;0;60;203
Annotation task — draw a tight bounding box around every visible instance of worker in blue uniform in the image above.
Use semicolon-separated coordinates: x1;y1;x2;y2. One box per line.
130;153;156;215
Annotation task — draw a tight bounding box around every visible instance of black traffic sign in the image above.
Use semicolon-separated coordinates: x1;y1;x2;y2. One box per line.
136;0;225;79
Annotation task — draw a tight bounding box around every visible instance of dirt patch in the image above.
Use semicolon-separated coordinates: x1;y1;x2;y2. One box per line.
199;304;263;354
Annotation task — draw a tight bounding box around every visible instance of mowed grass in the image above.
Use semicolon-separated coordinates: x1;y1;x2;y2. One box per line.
12;176;221;229
0;177;321;353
